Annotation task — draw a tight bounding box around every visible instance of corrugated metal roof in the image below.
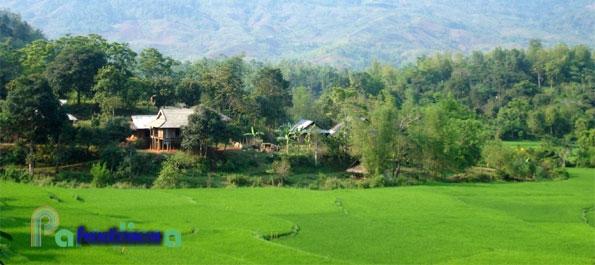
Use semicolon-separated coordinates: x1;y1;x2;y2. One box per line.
66;113;77;121
328;122;344;135
290;119;315;132
131;115;156;130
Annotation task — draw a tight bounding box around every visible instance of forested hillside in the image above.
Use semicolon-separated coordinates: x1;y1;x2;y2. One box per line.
0;10;593;189
2;0;593;68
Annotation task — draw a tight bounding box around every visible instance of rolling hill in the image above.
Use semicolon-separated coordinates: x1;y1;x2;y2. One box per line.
2;0;594;68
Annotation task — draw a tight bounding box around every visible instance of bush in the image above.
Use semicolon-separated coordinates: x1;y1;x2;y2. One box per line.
576;147;595;168
226;174;250;186
247;176;261;187
99;144;125;172
321;176;342;190
56;170;92;183
111;182;146;189
551;167;569;180
272;158;291;177
1;165;29;182
369;175;386;188
0;144;26;165
90;162;111;187
152;152;205;189
482;140;570;181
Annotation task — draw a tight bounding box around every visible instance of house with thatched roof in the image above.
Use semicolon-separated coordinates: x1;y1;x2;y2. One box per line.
145;107;232;151
346;160;367;177
146;108;194;151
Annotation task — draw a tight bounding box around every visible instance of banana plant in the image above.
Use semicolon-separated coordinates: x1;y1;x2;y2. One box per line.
275;123;293;154
243;126;264;145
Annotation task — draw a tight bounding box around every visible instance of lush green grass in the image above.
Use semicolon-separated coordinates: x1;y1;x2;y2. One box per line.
502;140;543;150
1;168;593;264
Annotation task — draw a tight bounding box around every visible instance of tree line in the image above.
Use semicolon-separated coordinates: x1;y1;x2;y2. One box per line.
0;10;593;186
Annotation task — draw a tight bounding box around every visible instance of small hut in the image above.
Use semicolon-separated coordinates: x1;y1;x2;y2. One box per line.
346;160;367;178
289;119;326;142
130;115;155;148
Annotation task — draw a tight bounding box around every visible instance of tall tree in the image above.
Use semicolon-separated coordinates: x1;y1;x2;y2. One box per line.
138;48;175;79
45;45;106;105
18;39;55;75
92;65;129;116
410;98;484;176
350;91;417;177
1;74;65;175
175;78;202;107
181;106;228;157
291;86;315;121
252;67;291;128
200;58;246;117
0;43;21;99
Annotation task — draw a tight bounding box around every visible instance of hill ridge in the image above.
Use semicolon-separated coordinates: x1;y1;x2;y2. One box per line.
2;0;593;68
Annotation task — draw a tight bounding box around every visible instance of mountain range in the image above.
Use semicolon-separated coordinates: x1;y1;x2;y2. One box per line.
3;0;594;68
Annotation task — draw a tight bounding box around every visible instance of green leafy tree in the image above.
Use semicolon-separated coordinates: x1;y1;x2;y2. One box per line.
349;91;419;177
348;71;384;96
152;151;203;189
410;98;485;176
181;106;228;157
138;47;175;79
495;98;530;139
175;78;202;107
147;77;176;108
18;39;55;75
103;41;137;74
527;39;547;88
93;65;129;116
200;60;247;117
252;67;292;128
291;86;316;121
45;45;107;105
103;117;132;144
1;74;65;175
0;43;21;99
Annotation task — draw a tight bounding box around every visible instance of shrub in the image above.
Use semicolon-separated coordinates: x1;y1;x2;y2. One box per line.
226;174;250;187
369;175;386;188
90;162;111;187
111;182;146;189
250;176;263;187
99;144;125;172
56;170;92;183
552;167;569;180
0;144;26;165
272;158;291;176
152;152;204;189
1;165;29;182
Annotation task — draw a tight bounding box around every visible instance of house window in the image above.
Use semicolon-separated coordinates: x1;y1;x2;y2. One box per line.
175;128;180;137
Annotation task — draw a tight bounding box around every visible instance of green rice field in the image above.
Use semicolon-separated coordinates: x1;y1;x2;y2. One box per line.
1;168;594;264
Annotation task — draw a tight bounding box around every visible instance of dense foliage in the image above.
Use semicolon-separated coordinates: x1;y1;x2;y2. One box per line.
0;10;593;188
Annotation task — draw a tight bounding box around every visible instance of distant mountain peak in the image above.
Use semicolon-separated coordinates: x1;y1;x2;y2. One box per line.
3;0;593;68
